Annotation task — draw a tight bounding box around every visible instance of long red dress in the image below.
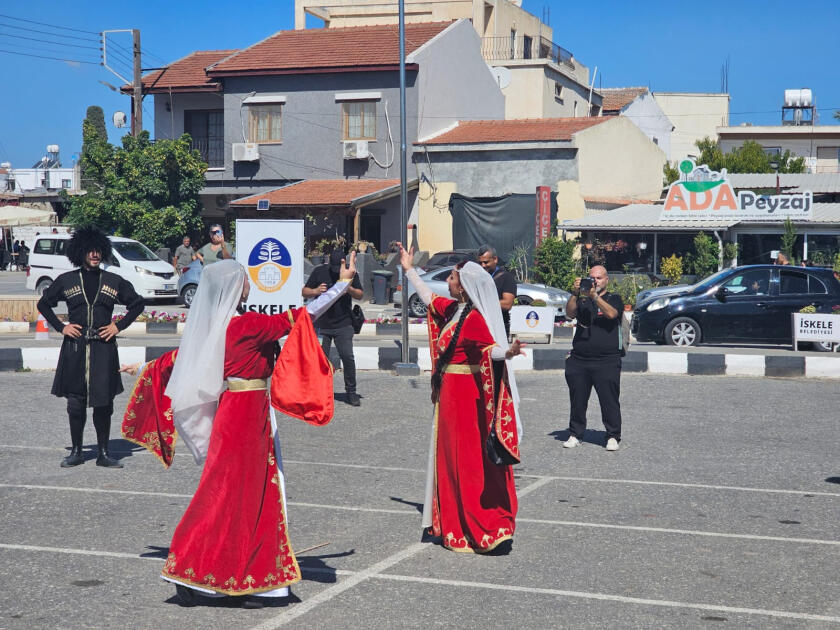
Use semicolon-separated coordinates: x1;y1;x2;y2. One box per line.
426;296;520;553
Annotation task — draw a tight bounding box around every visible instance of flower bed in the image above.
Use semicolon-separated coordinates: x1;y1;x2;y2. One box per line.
113;310;187;324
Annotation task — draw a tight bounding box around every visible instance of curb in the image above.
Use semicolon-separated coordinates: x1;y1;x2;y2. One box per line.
4;346;839;379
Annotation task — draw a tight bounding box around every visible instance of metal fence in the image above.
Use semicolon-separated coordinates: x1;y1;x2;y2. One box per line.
189;138;224;168
480;35;575;69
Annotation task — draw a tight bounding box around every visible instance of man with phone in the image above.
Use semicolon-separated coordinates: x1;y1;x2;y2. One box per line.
303;249;364;406
562;265;624;451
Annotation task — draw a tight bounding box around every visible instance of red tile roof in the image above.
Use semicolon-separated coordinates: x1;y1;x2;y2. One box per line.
134;50;237;93
208;22;452;76
231;179;401;207
600;87;648;112
418;117;611;145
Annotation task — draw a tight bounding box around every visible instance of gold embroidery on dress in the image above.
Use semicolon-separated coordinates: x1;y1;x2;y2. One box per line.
164;553;176;573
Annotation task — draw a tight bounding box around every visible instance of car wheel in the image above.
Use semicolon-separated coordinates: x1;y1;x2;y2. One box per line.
516;295;533;306
408;293;427;318
811;341;839;352
181;284;197;308
36;278;52;295
664;317;701;346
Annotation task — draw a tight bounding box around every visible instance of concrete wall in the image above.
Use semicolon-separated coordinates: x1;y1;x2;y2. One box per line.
718;132;840;173
411;19;505;140
500;63;595;119
221;71;419;182
417;180;456;253
621;92;673;159
413;146;578;197
11;168;77;192
654;92;729;163
554;179;586;223
574;116;666;200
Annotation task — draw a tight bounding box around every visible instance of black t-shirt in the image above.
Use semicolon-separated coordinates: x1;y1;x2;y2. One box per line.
304;264;363;329
571;292;624;358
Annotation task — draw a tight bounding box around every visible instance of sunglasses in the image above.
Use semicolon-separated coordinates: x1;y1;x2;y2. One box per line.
211;230;222;235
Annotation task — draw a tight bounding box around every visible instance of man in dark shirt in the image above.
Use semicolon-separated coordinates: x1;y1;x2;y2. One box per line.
562;265;624;451
477;245;517;335
303;249;364;406
38;227;144;468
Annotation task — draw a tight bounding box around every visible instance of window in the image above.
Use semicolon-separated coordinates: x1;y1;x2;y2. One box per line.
523;35;533;59
808;274;827;294
723;269;771;295
763;147;782;157
61;179;71;188
55;240;67;256
248;104;282;143
653;137;659;146
554;82;564;101
34;239;55;255
509;29;516;59
342;101;376;141
779;269;808;294
185;109;224;167
573;101;578;117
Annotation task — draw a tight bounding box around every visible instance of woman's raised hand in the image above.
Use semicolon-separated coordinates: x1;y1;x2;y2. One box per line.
398;243;414;271
339;250;357;280
505;339;526;360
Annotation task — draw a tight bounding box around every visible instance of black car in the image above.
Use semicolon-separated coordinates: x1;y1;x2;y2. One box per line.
632;264;840;349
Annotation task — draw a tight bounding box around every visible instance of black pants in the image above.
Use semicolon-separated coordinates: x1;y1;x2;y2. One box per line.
564;353;622;441
66;393;115;450
319;325;356;394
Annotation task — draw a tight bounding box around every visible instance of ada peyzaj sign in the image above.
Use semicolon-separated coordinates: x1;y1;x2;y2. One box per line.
660;160;812;221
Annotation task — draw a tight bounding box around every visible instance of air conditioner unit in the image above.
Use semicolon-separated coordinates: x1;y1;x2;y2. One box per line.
232;142;260;162
343;140;369;160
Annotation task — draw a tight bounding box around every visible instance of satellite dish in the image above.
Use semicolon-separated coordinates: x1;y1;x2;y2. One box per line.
113;111;127;128
489;66;511;90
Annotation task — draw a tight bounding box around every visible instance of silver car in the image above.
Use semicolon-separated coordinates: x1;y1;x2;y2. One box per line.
397;265;570;319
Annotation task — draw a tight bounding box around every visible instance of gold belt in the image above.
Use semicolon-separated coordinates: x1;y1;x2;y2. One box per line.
226;378;267;391
443;364;480;374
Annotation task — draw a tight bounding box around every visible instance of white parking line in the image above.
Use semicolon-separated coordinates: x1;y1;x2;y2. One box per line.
2;483;838;546
516;477;554;498
372;573;840;624
3;447;839;497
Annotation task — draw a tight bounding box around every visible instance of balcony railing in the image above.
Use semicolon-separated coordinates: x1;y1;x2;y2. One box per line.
190;138;224;168
481;35;575;69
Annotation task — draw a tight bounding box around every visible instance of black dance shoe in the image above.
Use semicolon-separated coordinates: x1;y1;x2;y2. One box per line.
60;446;84;468
95;448;123;468
346;392;361;406
175;584;197;607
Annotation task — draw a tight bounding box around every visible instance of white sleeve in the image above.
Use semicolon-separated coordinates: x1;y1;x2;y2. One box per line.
406;268;433;306
490;345;506;361
306;280;350;322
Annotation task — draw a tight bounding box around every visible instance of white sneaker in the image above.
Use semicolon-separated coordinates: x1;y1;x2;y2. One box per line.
606;438;619;451
563;436;580;449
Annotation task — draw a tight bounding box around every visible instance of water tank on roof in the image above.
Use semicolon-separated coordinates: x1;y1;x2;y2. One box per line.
47;144;60;154
784;89;812;107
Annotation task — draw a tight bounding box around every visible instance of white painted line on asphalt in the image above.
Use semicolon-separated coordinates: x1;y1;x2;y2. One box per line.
516;476;554;498
0;542;160;561
517;517;840;546
372;573;840;624
248;543;427;630
283;459;425;474
4;483;839;546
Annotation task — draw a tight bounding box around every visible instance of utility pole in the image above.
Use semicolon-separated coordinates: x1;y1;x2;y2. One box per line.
132;29;142;136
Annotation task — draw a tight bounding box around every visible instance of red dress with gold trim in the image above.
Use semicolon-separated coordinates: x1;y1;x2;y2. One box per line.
160;311;303;595
426;296;519;553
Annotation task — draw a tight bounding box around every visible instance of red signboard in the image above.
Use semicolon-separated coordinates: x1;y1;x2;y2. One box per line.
535;186;551;247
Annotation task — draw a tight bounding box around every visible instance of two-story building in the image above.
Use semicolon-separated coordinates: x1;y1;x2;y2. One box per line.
138;19;505;250
601;87;673;159
718;125;840;174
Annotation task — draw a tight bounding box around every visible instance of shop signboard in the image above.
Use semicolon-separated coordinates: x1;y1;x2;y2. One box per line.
535;185;551;247
235;219;305;315
660;160;812;221
510;305;554;343
792;312;840;351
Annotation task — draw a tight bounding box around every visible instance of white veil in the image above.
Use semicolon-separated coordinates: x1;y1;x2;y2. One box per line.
458;261;523;440
165;259;245;464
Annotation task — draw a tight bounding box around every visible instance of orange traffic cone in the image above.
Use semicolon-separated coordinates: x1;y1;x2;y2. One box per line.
35;314;50;340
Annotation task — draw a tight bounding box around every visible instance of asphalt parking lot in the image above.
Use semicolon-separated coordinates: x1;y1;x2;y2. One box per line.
1;370;839;629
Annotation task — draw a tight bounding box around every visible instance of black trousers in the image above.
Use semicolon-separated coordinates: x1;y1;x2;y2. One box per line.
66;393;115;450
564;353;622;441
319;325;357;394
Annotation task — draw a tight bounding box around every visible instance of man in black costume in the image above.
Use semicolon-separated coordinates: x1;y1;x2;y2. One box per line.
38;227;144;468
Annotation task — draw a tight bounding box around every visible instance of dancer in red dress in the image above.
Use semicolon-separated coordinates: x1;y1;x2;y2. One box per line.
400;246;524;553
121;255;354;606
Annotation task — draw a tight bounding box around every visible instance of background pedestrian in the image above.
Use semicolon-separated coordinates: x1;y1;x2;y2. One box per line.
195;224;233;265
476;244;517;336
172;235;195;274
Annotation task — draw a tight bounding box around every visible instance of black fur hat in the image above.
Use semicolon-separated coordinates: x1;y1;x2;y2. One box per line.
66;226;112;268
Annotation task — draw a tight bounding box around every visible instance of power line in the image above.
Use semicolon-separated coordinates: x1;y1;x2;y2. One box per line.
0;21;99;43
0;40;102;62
0;30;100;50
0;13;99;35
0;48;100;64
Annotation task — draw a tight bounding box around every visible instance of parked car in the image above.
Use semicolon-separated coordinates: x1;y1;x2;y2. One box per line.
177;258;315;308
632;264;840;350
395;265;570;318
422;249;478;271
26;234;178;301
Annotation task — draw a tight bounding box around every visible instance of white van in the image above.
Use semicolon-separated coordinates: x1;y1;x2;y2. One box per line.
26;234;178;301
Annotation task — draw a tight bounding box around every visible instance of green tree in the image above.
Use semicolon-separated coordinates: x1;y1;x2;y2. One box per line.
532;236;577;291
67;129;207;250
687;231;720;279
663;161;680;186
694;138;806;173
780;218;797;261
80;106;109;191
834;110;840;122
660;254;684;285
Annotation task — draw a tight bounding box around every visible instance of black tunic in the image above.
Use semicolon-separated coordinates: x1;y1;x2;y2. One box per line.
38;267;144;407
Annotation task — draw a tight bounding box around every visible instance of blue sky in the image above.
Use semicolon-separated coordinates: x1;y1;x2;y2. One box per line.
1;0;838;167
